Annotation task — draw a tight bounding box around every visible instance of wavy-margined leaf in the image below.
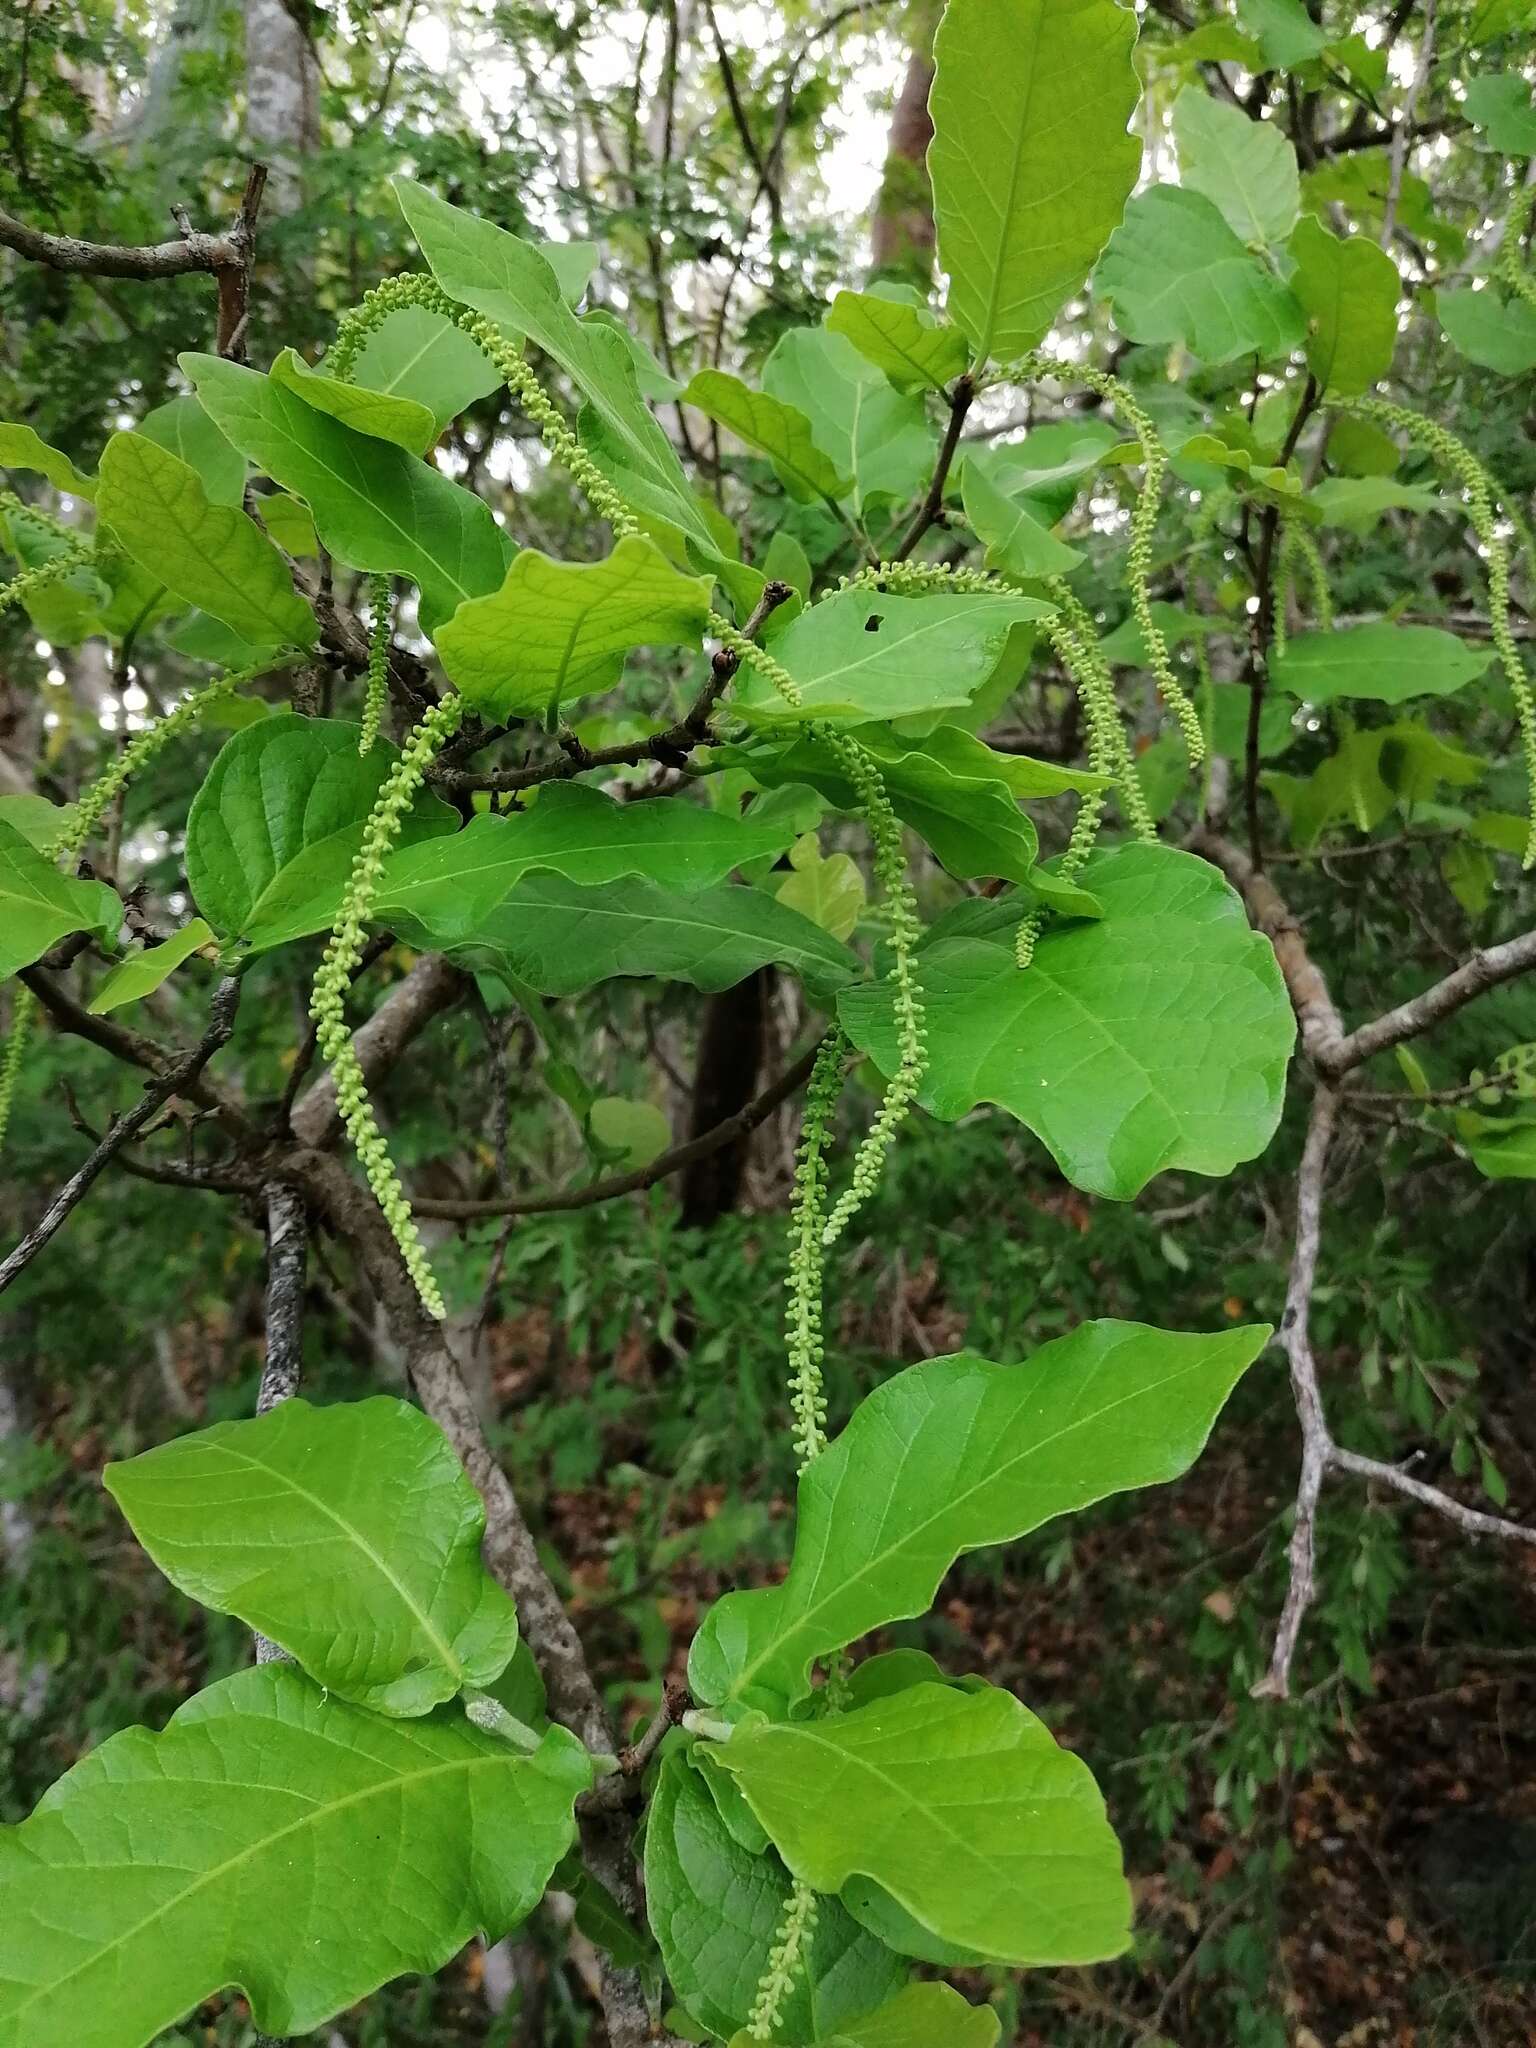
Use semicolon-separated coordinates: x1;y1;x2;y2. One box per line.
105;1397;519;1713
929;0;1142;361
0;1664;590;2048
688;1318;1266;1713
776;833;866;939
644;1751;905;2043
0;422;96;499
1096;186;1305;364
961;459;1083;578
1438;285;1536;376
681;371;851;505
1288;214;1399;396
813;1983;1001;2048
433;534;712;721
0;817;120;980
431;874;860;1003
1172;86;1299;246
840;843;1294;1198
391;178;721;565
86;919;213;1014
372;783;802;943
185;715;459;955
347;304;505;430
761;326;935;518
137;394;245;505
713;1682;1129;1966
826;291;969;394
735;590;1051;728
271;346;437;453
1272;623;1491;706
181;353;508;635
97;432;316;652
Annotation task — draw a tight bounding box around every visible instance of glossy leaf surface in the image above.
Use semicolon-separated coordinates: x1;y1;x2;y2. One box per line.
86;920;213;1014
0;1665;589;2048
0;817;121;981
840;843;1294;1199
105;1396;519;1713
689;1317;1268;1710
826;290;969;393
715;1682;1130;1965
930;0;1142;360
680;371;850;504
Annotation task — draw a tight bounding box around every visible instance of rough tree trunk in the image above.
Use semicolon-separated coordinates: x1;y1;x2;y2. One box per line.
242;0;319;217
868;0;941;288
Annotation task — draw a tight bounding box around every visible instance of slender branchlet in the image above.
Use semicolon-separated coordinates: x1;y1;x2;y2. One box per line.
360;573;391;755
309;692;466;1318
49;655;292;865
746;1880;819;2042
0;491;97;617
1344;398;1536;866
1495;178;1536;313
1009;354;1206;768
0;983;37;1157
784;1032;848;1469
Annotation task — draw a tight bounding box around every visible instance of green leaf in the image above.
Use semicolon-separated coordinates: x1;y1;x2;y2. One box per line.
1307;476;1444;533
961;459;1083;577
185;714;459;955
97;432;316;653
826;290;969;394
761;327;935;518
1437;285;1536;376
1288;214;1399;396
736;590;1051;728
929;0;1142;361
1460;1112;1536;1179
814;1983;1001;2048
433;534;712;721
713;1682;1129;1965
86;919;213;1014
391;179;720;564
181;353;508;635
644;1750;905;2043
1096;186;1305;364
271;346;438;453
1265;723;1483;846
1271;624;1492;706
1099;600;1217;667
1172;88;1299;246
1465;74;1536;155
584;308;684;402
1204;680;1296;760
429;875;859;1002
0;795;74;850
137;395;245;506
0;500;108;643
0;817;121;981
373;783;801;943
688;1317;1266;1713
0;1664;590;2047
588;1096;671;1169
962;418;1122;524
105;1398;519;1713
776;834;867;939
1235;0;1328;66
0;422;96;500
839;843;1294;1199
680;371;851;505
345;304;504;432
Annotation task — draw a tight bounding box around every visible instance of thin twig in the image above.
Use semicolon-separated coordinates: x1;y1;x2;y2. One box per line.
254;1183;307;1670
892;373;975;562
0;977;244;1296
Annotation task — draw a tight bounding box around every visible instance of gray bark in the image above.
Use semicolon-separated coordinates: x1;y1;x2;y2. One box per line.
243;0;319;215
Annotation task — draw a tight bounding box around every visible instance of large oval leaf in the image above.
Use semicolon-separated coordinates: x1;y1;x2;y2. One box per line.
0;1665;589;2048
713;1682;1129;1966
185;714;459;955
689;1318;1268;1713
930;0;1142;361
839;842;1295;1198
104;1397;519;1715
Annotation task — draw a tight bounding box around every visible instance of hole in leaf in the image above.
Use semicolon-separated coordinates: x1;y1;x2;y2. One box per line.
864;613;883;633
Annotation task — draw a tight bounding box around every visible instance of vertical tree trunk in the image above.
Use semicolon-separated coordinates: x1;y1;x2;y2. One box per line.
679;969;769;1226
869;1;941;288
242;0;319;217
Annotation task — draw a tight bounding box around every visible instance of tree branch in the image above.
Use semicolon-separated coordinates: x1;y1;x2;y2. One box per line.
892;372;975;563
0;976;244;1297
414;1036;824;1221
